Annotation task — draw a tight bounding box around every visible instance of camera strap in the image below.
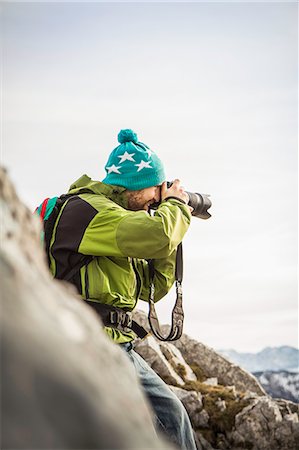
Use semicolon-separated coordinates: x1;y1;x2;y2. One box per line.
147;243;184;341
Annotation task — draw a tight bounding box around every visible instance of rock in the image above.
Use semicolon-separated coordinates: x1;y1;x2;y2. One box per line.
133;312;299;450
172;332;266;396
276;399;299;416
243;391;261;401
160;342;197;382
169;386;204;428
197;410;210;429
215;398;227;412
284;413;298;422
231;396;299;450
134;336;185;386
203;378;218;386
196;433;216;450
0;167;174;450
134;310;264;396
215;433;231;450
133;315;197;384
226;385;237;398
134;313;299;449
133;309;151;332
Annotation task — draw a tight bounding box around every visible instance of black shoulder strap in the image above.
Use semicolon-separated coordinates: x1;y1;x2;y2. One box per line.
148;243;184;341
63;255;94;282
44;194;74;266
45;194;93;282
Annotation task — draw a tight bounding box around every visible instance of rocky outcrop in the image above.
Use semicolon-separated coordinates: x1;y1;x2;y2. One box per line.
230;397;299;450
133;311;299;450
0;167;173;450
2;166;298;450
172;332;266;396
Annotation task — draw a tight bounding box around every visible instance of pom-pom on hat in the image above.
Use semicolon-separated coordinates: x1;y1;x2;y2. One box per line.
102;129;166;190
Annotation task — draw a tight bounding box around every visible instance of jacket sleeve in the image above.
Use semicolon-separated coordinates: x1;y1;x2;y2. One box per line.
79;198;191;259
136;250;177;303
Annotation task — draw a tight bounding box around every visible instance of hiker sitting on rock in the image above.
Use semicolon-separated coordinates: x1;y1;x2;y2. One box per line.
44;128;196;450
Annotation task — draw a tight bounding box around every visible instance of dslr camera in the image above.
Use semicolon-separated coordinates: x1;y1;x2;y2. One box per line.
152;181;212;220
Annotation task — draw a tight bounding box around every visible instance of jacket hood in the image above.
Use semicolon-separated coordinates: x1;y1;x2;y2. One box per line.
68;174;128;209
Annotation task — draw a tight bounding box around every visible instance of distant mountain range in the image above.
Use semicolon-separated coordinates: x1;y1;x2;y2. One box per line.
253;371;299;403
217;346;299;403
218;346;299;373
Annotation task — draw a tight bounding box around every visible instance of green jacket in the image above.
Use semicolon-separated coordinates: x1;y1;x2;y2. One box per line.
49;175;191;344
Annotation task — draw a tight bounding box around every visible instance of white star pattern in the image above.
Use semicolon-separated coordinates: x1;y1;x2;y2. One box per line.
145;148;152;157
135;160;153;172
118;151;135;163
106;164;122;174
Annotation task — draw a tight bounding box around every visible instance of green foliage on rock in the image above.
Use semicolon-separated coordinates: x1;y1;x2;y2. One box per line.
183;367;251;447
189;364;208;382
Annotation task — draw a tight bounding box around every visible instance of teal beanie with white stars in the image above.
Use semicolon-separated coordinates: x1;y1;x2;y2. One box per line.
102;129;166;190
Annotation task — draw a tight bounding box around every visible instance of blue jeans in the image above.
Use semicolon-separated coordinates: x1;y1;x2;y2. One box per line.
121;342;197;450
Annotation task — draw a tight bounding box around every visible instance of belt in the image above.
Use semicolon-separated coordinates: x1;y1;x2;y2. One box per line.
84;300;148;339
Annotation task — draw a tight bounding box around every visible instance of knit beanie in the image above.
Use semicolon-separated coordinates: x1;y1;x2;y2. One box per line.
102;129;166;190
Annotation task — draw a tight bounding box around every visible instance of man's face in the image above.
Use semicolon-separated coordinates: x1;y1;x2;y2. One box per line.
125;185;162;211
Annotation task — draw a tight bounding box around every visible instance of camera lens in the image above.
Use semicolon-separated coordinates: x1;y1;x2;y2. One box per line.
186;192;212;220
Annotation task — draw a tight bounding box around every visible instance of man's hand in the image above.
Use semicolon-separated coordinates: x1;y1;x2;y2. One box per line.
161;179;190;205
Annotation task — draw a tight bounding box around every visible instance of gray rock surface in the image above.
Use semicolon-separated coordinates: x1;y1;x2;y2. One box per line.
133;310;299;450
169;386;204;428
0;167;174;450
231;396;299;450
134;336;185;386
160;342;197;382
172;331;266;396
133;310;265;394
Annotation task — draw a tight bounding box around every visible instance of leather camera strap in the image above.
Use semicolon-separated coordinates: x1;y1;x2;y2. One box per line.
148;243;184;341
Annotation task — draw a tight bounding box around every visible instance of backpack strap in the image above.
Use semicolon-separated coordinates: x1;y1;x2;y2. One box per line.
35;193;92;280
63;255;94;282
44;194;74;267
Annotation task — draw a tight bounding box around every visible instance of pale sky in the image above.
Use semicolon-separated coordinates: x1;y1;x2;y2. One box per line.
1;1;298;352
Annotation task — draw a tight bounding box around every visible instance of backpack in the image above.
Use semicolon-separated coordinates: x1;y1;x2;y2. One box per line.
35;194;93;281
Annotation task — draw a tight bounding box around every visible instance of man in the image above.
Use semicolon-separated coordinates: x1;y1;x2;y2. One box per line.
48;129;197;450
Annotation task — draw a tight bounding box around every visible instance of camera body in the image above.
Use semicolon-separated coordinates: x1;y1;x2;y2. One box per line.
151;182;212;220
166;182;212;220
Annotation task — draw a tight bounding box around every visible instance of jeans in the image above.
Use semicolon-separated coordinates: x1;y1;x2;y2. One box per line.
121;342;197;450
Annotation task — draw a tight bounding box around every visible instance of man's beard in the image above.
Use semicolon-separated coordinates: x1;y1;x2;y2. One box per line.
126;191;150;211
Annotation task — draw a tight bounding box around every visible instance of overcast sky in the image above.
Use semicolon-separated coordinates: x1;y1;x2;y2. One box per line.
2;1;298;352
